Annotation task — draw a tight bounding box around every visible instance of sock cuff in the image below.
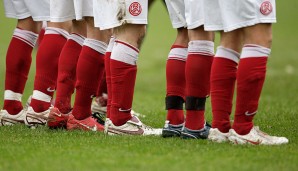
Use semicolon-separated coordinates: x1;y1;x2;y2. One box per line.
168;45;188;61
241;44;271;59
188;40;215;56
69;33;85;46
106;36;116;53
13;28;38;47
110;40;139;65
45;27;69;39
32;90;52;103
4;90;22;101
84;38;107;55
215;46;240;63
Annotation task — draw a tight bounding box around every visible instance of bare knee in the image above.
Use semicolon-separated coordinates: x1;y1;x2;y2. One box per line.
47;21;72;33
220;29;243;53
188;26;214;42
71;20;87;37
16;17;42;34
243;24;272;48
114;24;146;49
173;27;188;47
85;17;112;43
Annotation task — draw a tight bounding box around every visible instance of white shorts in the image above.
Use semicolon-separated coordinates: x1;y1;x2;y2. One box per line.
50;0;93;22
165;0;204;29
204;0;276;32
3;0;50;21
93;0;148;30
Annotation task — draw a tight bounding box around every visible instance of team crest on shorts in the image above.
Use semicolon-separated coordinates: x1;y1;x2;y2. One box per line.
260;1;273;15
129;2;142;16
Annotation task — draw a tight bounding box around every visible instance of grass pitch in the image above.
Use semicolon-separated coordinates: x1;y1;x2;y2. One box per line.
0;1;298;171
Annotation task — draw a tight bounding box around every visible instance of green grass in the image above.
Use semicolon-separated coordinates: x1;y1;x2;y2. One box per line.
0;1;298;171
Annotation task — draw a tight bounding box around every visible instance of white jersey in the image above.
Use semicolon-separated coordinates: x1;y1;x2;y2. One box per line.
3;0;50;21
93;0;148;30
50;0;93;22
165;0;204;29
204;0;276;32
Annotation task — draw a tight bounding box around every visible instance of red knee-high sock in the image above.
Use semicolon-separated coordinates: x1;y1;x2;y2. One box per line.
185;41;214;130
72;39;107;120
37;27;45;48
165;45;187;125
3;28;38;114
30;27;68;112
96;73;107;97
105;37;115;118
233;45;270;135
54;33;85;114
211;47;240;133
109;40;139;126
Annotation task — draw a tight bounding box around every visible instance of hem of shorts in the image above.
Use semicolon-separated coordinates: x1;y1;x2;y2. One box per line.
32;16;50;22
50;15;76;22
187;20;204;30
6;13;49;21
205;18;276;32
98;19;147;30
5;13;31;20
171;22;187;29
75;15;93;21
80;11;94;17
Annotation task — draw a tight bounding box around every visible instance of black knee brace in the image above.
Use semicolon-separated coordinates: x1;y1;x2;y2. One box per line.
165;96;184;110
185;96;206;111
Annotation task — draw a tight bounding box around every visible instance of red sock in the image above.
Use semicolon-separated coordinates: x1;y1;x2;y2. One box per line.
55;33;85;114
72;39;107;120
96;73;107;96
31;27;68;112
185;41;214;130
211;47;240;133
109;40;139;126
3;28;38;114
233;45;270;135
105;37;115;118
37;27;45;48
165;45;187;125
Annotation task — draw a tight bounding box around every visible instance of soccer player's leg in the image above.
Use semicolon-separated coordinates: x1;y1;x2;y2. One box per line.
26;21;71;127
229;24;288;145
1;17;41;126
67;17;111;131
162;28;188;137
48;20;86;129
208;30;243;142
181;26;214;139
94;0;161;135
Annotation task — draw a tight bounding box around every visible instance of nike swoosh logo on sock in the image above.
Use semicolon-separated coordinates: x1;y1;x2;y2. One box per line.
119;108;131;112
47;87;55;92
245;111;257;116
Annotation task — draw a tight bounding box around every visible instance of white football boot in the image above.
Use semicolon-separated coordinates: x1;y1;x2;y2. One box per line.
105;115;161;136
208;128;230;143
228;127;289;145
0;109;26;126
25;106;51;128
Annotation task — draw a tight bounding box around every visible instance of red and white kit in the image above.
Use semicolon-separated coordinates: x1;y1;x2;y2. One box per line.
204;0;276;32
204;0;288;145
163;0;215;138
